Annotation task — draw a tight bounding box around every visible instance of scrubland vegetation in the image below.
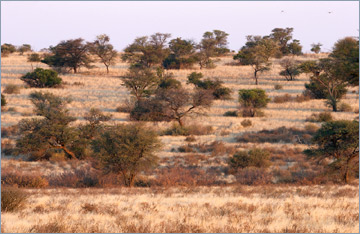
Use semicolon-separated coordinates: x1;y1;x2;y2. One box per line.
1;27;359;233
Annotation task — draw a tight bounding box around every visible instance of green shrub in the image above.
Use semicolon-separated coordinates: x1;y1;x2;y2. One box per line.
21;68;62;88
229;148;271;170
1;187;28;212
241;119;252;127
223;110;238;117
274;84;283;90
338;102;352;112
1;94;6;107
162;124;190;136
3;84;21;94
238;89;270;117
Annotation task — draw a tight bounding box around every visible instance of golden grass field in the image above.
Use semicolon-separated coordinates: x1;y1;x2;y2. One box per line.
1;53;359;233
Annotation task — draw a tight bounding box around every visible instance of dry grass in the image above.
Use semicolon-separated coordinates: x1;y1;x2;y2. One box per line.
1;185;358;233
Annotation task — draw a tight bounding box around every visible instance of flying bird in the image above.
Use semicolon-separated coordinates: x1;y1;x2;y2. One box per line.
328;11;333;14
281;10;285;13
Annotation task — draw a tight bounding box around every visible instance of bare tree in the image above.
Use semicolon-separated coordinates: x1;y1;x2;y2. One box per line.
88;34;117;73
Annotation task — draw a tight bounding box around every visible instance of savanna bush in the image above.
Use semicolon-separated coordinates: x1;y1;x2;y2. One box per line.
1;172;48;188
306;112;333;122
3;84;21;94
241;119;252;127
1;187;28;212
338;102;352;112
229;148;271;170
21;68;62;88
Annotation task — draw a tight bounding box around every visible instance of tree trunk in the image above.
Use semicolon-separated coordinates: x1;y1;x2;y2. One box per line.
61;146;77;160
178;118;184;127
254;70;258;85
73;67;77;73
106;65;109;74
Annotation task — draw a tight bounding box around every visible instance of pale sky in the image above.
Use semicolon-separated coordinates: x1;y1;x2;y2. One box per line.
1;1;359;52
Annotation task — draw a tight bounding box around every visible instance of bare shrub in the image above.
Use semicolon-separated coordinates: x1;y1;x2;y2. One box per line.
304;123;319;133
274;84;283;90
273;94;292;103
1;125;18;138
1;187;28;212
48;168;99;188
185;135;196;142
234;167;272;185
241;119;252;127
3;84;21;94
294;94;311;103
1;172;48;188
29;220;67;233
306;112;333;122
338;102;352;112
162;124;213;136
237;126;315;144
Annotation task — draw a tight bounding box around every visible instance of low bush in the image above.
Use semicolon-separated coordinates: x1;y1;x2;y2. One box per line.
274;84;283;90
234;167;273;185
294;94;311;103
1;94;6;107
1;172;49;188
338;102;352;112
306;112;333;123
304;123;319;133
21;68;62;88
1;125;18;138
48;168;100;188
223;110;238;117
3;84;21;94
229;148;271;170
273;94;292;103
241;119;252;127
237;126;315;144
162;124;213;136
1;187;28;212
185;135;196;142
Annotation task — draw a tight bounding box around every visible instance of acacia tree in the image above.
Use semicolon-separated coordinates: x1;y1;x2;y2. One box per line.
196;30;229;69
92;123;162;187
121;67;160;101
122;33;171;68
311;43;322;54
18;44;32;55
16;92;78;160
41;38;93;73
304;120;359;183
279;58;301;81
88;34;117;73
163;37;197;69
27;53;41;71
269;27;294;56
1;43;16;57
234;36;278;85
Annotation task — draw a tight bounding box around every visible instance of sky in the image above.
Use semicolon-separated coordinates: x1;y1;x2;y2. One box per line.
1;1;359;52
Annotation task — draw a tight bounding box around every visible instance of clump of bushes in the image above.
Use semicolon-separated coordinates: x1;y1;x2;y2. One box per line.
1;187;28;212
3;84;21;94
21;68;62;88
306;112;333;123
237;126;315;145
229;148;271;170
241;119;252;127
223;110;238;117
273;94;292;103
187;72;232;100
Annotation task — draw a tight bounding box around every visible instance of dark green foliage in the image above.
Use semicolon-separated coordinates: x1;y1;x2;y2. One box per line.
81;108;112;140
229;148;271;170
187;72;232;100
122;33;171;68
288;39;303;55
1;94;6;107
304;120;359;183
223;110;238;117
1;187;28;212
21;68;62;88
92;123;162;187
16;92;79;160
311;43;322;54
88;34;117;73
330;37;359;86
238;89;270;117
269;27;302;56
41;38;93;73
163;38;197;69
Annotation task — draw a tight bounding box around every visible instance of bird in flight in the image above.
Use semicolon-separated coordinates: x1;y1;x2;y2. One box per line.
281;10;285;13
328;11;333;14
